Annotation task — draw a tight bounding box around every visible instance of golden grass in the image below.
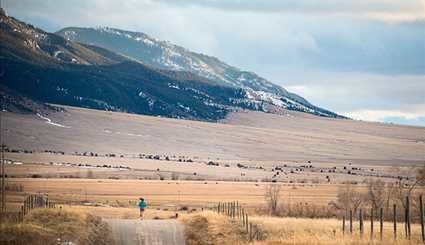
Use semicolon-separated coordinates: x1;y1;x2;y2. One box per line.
181;211;246;245
0;208;113;245
182;211;424;245
250;216;423;245
0;223;54;245
7;178;340;209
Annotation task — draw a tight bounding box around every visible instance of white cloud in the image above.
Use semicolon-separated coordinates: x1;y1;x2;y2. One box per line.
158;0;425;23
346;107;425;122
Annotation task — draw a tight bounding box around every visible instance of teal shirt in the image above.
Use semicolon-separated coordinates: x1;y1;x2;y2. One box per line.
138;201;147;209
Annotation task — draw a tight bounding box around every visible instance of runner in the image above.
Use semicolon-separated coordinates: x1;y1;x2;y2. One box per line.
138;197;147;219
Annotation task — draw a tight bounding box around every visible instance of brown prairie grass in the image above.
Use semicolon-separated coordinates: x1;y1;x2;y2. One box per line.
0;208;113;245
0;223;54;245
181;211;246;245
182;211;423;245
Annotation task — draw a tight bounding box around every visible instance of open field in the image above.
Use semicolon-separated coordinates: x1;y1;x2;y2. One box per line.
5;153;414;184
6;178;341;209
3;106;425;166
3;106;424;185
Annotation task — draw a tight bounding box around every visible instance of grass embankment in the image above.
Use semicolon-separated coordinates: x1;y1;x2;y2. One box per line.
0;208;113;245
182;211;423;245
181;211;246;245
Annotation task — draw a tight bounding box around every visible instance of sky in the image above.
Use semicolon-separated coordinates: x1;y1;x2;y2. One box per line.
4;0;425;126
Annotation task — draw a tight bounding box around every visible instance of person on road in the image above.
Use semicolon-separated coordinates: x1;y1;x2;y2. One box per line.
138;197;147;219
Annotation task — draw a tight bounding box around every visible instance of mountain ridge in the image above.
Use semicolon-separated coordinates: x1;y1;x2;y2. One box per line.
0;12;253;121
0;12;343;121
57;26;342;118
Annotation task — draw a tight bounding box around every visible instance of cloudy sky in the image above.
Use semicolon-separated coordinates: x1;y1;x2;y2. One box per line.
4;0;425;126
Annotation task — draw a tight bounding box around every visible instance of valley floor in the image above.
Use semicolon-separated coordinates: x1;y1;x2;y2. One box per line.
3;106;425;166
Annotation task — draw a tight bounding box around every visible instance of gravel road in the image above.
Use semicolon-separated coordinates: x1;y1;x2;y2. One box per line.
106;219;185;245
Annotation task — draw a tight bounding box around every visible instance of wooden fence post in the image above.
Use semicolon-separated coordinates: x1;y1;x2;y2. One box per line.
231;201;233;218
350;210;353;234
245;213;249;233
370;208;374;239
406;196;411;240
379;207;383;241
20;206;24;222
342;215;345;235
393;204;397;240
359;209;363;237
249;223;253;241
420;195;424;242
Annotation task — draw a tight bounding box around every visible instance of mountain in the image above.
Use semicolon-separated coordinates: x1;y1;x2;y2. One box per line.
57;27;341;118
0;11;341;122
0;11;252;121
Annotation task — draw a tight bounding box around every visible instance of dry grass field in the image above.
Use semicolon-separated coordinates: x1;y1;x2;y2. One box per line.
3;106;425;166
6;178;341;209
182;211;424;245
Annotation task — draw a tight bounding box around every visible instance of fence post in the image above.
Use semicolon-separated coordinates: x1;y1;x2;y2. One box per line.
245;213;249;233
350;210;353;234
236;201;239;219
249;222;253;241
370;208;374;239
406;196;411;240
420;195;424;242
359;209;363;237
342;215;345;235
393;204;397;240
20;206;24;222
231;201;233;218
379;207;383;241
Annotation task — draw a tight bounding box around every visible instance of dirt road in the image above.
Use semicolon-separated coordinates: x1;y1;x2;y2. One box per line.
106;219;185;245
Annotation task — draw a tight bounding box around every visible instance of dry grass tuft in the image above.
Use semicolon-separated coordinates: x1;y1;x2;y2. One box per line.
181;211;246;245
0;223;54;245
0;208;113;245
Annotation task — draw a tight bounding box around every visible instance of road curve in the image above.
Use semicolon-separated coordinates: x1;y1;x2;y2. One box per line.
106;219;185;245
